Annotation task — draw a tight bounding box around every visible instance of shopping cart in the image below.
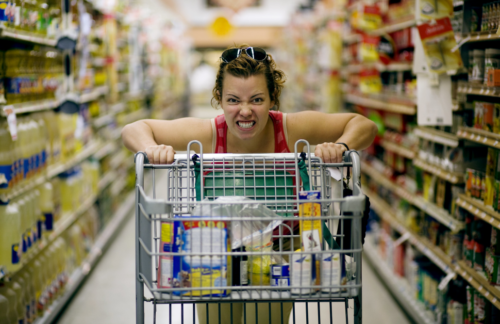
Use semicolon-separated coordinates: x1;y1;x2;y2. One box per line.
134;140;365;324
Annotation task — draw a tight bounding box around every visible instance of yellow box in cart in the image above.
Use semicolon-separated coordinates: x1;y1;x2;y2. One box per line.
299;191;322;287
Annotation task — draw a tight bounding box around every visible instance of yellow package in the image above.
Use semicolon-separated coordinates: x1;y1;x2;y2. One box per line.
417;17;463;74
299;191;322;252
359;69;382;94
359;4;382;31
359;35;380;63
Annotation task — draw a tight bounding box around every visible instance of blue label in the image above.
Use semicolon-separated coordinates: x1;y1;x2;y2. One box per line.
37;219;42;240
41;150;47;168
12;243;20;264
32;227;37;243
0;164;12;189
34;154;39;172
22;234;27;253
0;2;8;22
27;231;32;248
44;213;54;231
23;157;30;179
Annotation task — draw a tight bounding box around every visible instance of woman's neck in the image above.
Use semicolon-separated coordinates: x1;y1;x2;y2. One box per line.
226;116;274;153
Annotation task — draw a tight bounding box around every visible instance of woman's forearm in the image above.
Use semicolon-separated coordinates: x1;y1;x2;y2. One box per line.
121;121;158;153
336;115;378;151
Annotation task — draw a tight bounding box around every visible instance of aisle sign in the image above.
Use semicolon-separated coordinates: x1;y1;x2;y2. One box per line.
417;73;453;126
211;16;233;37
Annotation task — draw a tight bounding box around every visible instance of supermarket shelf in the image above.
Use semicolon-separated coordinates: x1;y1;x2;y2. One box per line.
345;62;412;73
10;193;98;280
121;109;149;125
98;171;117;191
110;102;126;114
362;163;465;232
414;127;459;147
456;194;500;230
0;99;61;116
380;140;416;159
93;113;115;128
47;141;102;178
457;82;500;98
0;24;57;46
0;141;102;202
34;191;135;324
367;189;500;310
454;261;500;310
342;33;362;44
462;32;500;44
371;19;416;36
109;150;127;169
364;241;437;324
94;142;118;160
80;86;109;103
110;176;127;196
366;189;455;275
457;127;500;149
344;93;416;115
413;158;464;184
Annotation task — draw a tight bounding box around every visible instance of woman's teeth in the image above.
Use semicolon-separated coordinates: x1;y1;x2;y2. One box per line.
237;121;255;129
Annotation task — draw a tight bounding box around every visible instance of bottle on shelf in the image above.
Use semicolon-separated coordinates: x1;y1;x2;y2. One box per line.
20;266;36;322
39;182;54;239
0;291;12;324
12;276;30;324
0;121;14;195
0;200;22;273
0;284;22;324
10;280;27;324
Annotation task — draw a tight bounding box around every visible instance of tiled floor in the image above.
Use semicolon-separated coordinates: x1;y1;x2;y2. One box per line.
56;106;411;324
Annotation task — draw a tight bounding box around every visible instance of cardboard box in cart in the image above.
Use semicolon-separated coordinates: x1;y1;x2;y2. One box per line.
158;217;230;297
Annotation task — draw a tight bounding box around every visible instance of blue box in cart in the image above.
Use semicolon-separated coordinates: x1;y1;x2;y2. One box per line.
171;216;230;297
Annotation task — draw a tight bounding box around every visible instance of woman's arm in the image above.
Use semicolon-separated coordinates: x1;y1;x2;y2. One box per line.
121;118;213;163
287;111;378;161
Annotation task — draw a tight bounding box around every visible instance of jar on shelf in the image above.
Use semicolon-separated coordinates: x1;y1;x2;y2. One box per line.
471;49;485;84
484;48;500;84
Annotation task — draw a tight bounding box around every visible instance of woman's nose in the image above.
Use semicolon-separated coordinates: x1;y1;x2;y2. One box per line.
239;104;252;117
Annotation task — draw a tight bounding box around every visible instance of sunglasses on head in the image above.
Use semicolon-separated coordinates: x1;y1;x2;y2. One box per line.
220;47;268;63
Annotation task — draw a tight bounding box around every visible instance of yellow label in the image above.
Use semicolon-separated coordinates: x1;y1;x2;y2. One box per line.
187;268;223;296
161;223;172;244
299;201;322;251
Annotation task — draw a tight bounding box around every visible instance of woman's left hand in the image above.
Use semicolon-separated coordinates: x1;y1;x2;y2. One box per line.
314;143;347;163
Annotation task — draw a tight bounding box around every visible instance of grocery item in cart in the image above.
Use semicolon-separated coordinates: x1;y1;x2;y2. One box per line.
157;222;174;289
170;216;230;297
299;191;322;253
290;249;315;295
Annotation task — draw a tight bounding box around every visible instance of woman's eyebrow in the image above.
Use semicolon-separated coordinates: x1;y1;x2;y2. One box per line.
250;93;264;98
227;93;240;99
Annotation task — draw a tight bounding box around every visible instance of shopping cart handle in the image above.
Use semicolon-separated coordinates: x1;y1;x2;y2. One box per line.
134;152;149;164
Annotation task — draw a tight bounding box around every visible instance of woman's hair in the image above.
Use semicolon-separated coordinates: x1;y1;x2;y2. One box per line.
211;44;286;110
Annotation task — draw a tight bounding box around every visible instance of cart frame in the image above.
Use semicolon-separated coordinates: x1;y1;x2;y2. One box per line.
134;140;365;324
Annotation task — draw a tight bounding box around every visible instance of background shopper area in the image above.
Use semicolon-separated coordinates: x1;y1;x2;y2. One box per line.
1;0;500;323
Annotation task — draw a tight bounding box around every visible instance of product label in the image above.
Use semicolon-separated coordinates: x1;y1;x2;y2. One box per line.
291;253;313;294
0;2;8;21
0;164;13;189
160;257;173;288
43;213;54;231
23;157;30;179
26;230;32;248
37;219;42;240
22;233;27;253
240;260;248;285
12;243;20;264
321;253;341;292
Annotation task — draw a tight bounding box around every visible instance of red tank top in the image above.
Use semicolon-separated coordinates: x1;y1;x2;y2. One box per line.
213;110;290;153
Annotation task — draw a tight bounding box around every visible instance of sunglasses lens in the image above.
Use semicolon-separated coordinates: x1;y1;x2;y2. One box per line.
221;49;239;62
251;47;267;61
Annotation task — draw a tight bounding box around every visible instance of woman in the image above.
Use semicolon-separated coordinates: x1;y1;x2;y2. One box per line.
122;45;377;324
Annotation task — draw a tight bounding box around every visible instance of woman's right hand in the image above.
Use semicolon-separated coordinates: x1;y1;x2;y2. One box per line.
145;145;176;164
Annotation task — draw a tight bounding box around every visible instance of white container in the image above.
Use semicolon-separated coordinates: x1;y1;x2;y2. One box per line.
321;253;341;294
485;48;500;83
291;252;314;295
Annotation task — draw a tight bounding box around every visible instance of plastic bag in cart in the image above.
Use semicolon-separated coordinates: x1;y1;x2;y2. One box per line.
191;196;283;250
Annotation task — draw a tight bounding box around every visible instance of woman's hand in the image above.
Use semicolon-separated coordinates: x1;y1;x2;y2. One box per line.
145;145;176;164
314;143;347;163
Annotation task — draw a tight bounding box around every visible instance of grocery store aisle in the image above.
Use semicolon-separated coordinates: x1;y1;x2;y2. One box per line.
57;106;411;324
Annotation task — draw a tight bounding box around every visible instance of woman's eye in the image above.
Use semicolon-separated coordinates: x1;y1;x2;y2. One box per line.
253;98;263;103
228;98;238;103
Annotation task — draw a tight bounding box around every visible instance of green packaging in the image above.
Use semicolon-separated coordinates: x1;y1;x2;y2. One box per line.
485;247;500;285
494;180;500;212
486;148;499;178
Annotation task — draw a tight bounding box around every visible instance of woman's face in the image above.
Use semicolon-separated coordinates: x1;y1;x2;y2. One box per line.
221;73;274;141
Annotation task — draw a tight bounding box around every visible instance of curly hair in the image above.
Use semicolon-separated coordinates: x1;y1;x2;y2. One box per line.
211;44;286;110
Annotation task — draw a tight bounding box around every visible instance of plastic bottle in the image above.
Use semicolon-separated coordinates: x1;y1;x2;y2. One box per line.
0;285;21;324
10;281;27;324
0;121;14;195
0;292;12;324
0;201;22;273
34;114;48;171
28;191;39;245
20;267;36;322
32;258;46;317
38;182;54;239
12;276;30;324
15;196;29;256
32;189;42;242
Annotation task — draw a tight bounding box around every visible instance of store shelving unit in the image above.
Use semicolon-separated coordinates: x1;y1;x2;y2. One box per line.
380;140;416;159
412;159;464;184
80;86;109;103
363;241;438;324
345;62;412;73
367;189;500;310
457;127;500;149
456;194;500;230
362;163;465;232
344;93;416;115
414;127;460;147
462;32;500;44
0;24;57;46
33;191;135;324
457;82;500;98
0;99;62;116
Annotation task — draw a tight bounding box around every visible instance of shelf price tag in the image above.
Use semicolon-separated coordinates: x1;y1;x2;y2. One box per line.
394;232;411;246
3;106;18;141
438;272;456;291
